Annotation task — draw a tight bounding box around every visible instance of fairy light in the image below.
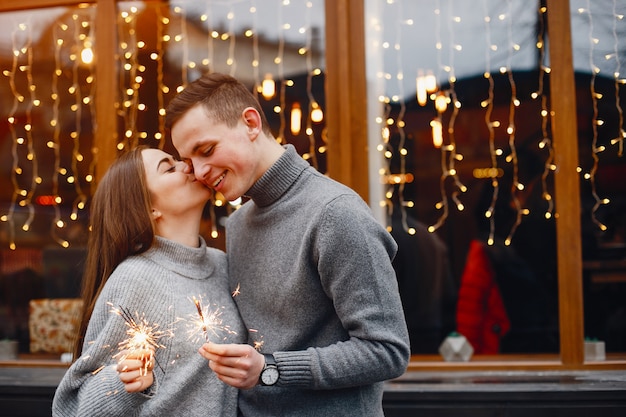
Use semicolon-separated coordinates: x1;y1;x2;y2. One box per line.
21;21;38;236
502;0;523;246
226;5;237;75
67;12;89;236
429;3;467;233
275;0;288;144
250;1;261;96
261;73;276;99
200;2;214;72
303;0;323;169
610;0;625;157
388;0;414;234
49;20;68;247
533;4;555;220
150;7;166;147
118;7;142;150
427;1;449;233
290;102;302;135
581;2;608;231
177;5;189;87
5;21;28;250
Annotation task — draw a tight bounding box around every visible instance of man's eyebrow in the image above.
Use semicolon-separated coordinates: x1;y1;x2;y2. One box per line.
191;142;203;155
190;139;212;155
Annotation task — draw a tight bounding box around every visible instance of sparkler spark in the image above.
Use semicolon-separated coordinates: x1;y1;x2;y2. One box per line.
231;283;241;297
185;296;237;343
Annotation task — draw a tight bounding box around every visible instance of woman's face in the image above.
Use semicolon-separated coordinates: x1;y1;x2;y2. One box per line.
141;148;211;219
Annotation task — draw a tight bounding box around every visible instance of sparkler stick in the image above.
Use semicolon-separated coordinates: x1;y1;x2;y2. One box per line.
192;296;209;342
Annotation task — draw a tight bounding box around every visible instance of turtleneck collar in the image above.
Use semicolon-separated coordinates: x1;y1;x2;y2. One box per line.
245;144;309;208
141;236;214;280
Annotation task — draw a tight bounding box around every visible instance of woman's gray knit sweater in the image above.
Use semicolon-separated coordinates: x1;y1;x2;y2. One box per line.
52;237;245;417
227;145;411;417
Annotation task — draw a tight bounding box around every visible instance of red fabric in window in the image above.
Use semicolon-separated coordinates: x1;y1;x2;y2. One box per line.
456;240;510;354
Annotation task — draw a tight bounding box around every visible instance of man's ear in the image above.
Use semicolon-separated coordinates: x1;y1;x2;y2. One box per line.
242;107;262;138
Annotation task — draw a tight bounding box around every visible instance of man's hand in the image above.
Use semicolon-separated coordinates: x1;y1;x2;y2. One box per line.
117;349;155;393
199;342;265;389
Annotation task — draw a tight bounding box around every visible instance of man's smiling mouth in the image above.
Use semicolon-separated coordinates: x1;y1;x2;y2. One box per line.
213;172;226;188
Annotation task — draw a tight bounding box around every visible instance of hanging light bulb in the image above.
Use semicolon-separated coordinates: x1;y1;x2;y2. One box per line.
311;101;323;123
430;119;443;148
435;93;448;113
416;70;427;106
261;73;275;100
290;102;302;135
81;40;94;65
425;70;437;93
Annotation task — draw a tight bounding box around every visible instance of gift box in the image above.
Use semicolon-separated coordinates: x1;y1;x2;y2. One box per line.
29;298;83;354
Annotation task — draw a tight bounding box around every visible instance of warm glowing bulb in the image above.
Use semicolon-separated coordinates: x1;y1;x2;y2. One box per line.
261;74;275;100
311;102;323;123
430;119;443;148
290;102;302;135
81;47;94;64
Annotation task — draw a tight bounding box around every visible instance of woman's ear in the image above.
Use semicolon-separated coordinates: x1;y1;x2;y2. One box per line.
151;208;162;220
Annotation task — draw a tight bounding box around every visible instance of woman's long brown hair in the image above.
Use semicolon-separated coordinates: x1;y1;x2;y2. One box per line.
73;146;155;360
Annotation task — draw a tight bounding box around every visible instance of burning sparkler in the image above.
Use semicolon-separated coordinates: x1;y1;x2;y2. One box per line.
108;303;170;373
186;295;237;343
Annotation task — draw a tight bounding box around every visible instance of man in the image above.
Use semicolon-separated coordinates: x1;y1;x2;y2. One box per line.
166;72;410;417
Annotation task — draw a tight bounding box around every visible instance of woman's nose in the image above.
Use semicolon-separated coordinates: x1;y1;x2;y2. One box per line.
178;159;193;174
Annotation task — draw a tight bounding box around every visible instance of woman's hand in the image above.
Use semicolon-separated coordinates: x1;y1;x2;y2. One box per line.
199;342;265;389
116;349;155;393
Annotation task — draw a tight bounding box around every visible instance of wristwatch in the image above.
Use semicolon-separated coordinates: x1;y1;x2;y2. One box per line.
259;353;279;386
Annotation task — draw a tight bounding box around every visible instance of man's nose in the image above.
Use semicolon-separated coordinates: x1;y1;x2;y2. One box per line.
192;161;211;182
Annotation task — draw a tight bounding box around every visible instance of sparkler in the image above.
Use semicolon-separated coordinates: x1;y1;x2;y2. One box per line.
108;303;169;373
186;295;237;343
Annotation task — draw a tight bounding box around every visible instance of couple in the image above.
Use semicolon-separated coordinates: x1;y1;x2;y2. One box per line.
52;73;410;417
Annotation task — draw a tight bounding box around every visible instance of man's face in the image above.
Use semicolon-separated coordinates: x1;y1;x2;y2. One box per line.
171;104;257;202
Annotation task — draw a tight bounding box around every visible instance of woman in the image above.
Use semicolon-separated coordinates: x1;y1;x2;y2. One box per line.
52;146;245;417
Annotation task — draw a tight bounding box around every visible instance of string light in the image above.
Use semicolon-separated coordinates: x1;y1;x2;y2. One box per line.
502;0;522;246
610;0;624;157
480;0;499;245
429;1;467;233
250;1;261;96
303;0;322;169
533;4;555;221
68;12;90;240
581;2;608;231
154;5;167;148
275;0;287;144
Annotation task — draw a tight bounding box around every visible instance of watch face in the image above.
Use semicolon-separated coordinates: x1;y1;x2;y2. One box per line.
261;366;279;385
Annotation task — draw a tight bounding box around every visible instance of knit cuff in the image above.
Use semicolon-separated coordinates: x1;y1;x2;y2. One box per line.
272;350;313;388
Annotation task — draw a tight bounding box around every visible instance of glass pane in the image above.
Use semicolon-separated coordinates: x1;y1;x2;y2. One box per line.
570;0;626;356
0;5;95;354
0;0;325;356
365;0;625;356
